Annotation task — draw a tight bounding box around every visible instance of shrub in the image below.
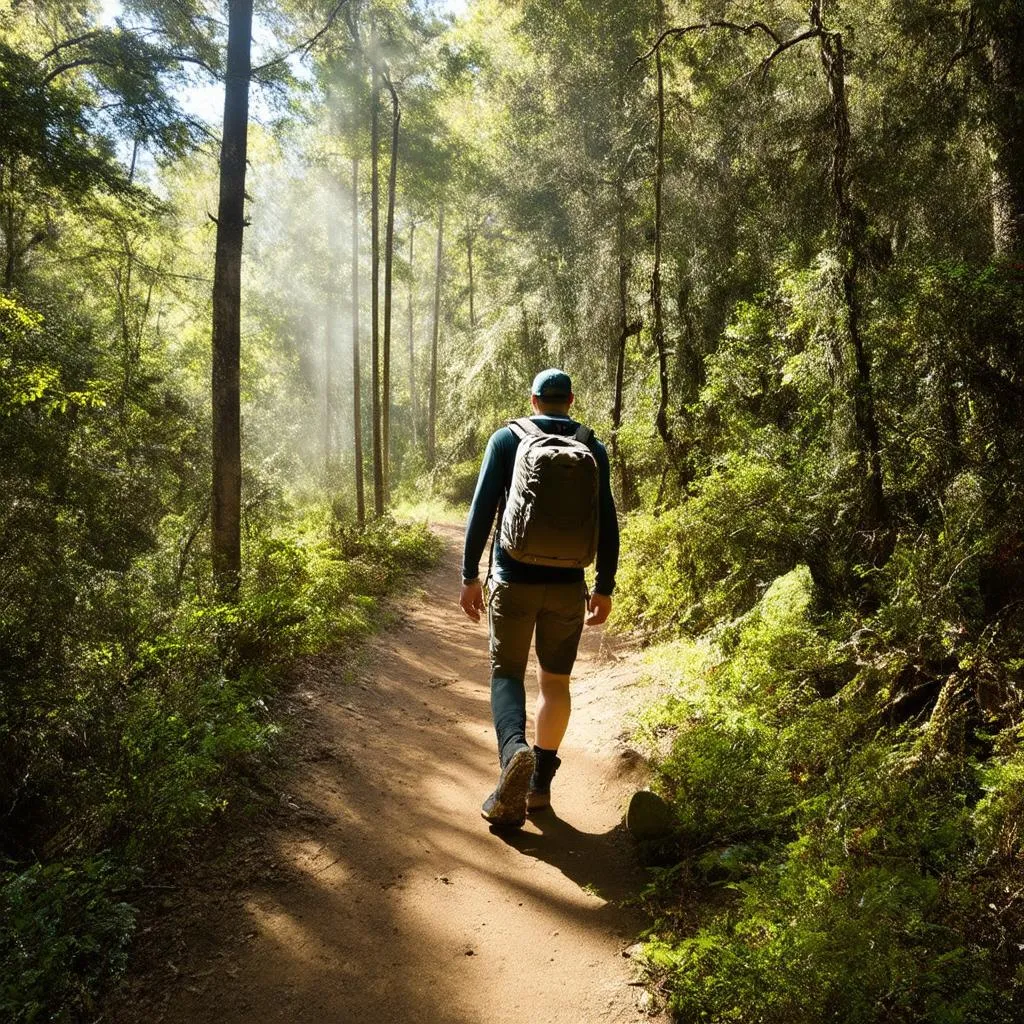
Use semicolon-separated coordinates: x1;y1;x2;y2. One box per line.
0;859;136;1024
0;491;440;1019
635;558;1024;1024
612;454;808;637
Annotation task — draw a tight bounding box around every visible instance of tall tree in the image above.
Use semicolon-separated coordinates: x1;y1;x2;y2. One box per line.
382;71;400;495
466;225;476;330
210;0;253;597
981;0;1024;255
611;174;640;509
650;0;671;456
427;206;443;466
407;217;419;447
809;0;886;541
352;150;365;525
369;13;384;516
324;204;335;475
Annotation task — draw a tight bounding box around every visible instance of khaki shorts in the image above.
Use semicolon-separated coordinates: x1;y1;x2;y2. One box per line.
487;580;587;678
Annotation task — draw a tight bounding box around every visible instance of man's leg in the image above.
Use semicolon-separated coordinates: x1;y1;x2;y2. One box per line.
530;582;586;810
483;582;541;827
535;668;571;750
487;582;539;762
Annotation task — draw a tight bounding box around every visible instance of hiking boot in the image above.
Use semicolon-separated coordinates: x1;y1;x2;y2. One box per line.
481;745;536;828
526;747;561;812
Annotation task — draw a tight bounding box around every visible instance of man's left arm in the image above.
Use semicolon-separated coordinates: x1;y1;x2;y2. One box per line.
588;442;619;625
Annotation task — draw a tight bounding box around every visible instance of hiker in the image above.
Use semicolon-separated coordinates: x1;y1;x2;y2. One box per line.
459;368;619;828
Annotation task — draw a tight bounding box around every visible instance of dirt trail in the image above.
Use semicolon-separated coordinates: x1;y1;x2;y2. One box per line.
112;524;663;1024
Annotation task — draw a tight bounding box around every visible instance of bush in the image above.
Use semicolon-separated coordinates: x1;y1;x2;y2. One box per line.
635;557;1024;1024
430;457;481;507
0;489;440;1019
0;859;136;1024
612;454;808;638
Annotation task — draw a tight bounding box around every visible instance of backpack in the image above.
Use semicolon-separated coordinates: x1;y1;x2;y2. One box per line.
499;417;600;568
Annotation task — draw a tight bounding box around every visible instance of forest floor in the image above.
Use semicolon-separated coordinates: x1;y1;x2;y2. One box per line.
106;522;668;1024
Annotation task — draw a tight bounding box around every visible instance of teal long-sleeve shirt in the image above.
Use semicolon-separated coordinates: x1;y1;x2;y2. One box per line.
461;414;620;595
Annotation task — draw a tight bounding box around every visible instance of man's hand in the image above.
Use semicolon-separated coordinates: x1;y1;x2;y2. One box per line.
585;592;611;626
460;580;486;622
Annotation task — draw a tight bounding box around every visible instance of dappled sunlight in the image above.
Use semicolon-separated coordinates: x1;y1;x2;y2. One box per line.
145;537;651;1024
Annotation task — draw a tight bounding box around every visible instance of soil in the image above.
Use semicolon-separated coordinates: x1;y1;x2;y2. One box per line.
106;523;668;1024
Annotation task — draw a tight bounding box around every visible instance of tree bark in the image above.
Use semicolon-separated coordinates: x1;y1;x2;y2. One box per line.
427;207;444;466
651;2;672;453
466;228;476;329
351;154;365;526
323;309;333;473
369;15;384;517
611;176;639;510
407;218;418;447
812;0;886;542
382;75;400;498
323;217;334;476
211;0;253;599
986;1;1024;255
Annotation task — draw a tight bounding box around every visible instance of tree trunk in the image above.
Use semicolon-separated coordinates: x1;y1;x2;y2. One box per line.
651;2;672;454
611;176;639;510
323;307;333;473
427;207;444;466
211;0;253;599
408;219;418;447
351;155;365;526
987;1;1024;255
812;0;886;543
466;229;476;329
3;162;22;292
323;217;334;476
2;182;15;292
369;15;384;517
382;76;400;498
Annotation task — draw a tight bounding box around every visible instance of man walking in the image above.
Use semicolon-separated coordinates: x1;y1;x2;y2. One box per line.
459;369;619;828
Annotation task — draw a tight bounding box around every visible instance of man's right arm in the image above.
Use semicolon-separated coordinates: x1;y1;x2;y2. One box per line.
461;430;507;583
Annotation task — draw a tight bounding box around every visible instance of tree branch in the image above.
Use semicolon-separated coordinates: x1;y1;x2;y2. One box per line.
251;0;351;74
382;68;400;112
941;5;979;81
757;27;822;76
38;30;104;63
631;20;780;68
41;57;119;85
163;51;219;75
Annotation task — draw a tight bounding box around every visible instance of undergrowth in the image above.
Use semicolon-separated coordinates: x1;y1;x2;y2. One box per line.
626;553;1024;1023
0;503;439;1023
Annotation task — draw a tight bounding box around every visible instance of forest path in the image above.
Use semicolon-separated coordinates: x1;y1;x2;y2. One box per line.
112;523;663;1024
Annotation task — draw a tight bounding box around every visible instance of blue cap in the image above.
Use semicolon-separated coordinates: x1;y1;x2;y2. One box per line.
531;368;573;399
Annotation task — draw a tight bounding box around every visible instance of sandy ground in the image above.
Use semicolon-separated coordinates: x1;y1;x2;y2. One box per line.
107;523;666;1024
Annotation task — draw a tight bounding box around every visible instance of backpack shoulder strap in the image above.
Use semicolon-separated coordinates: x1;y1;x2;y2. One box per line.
507;417;545;440
573;423;596;446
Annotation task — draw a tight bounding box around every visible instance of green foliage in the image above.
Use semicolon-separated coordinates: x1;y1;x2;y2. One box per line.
0;285;440;1020
430;457;483;507
613;456;808;637
634;554;1024;1023
0;493;439;1017
0;859;136;1024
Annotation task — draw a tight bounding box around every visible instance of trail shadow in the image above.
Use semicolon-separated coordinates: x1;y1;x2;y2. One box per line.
494;810;643;905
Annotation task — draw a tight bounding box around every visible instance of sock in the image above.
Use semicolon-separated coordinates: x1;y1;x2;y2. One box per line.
490;674;527;766
532;745;561;788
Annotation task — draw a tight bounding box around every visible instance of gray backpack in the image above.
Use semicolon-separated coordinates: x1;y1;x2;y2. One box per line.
499;417;600;568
